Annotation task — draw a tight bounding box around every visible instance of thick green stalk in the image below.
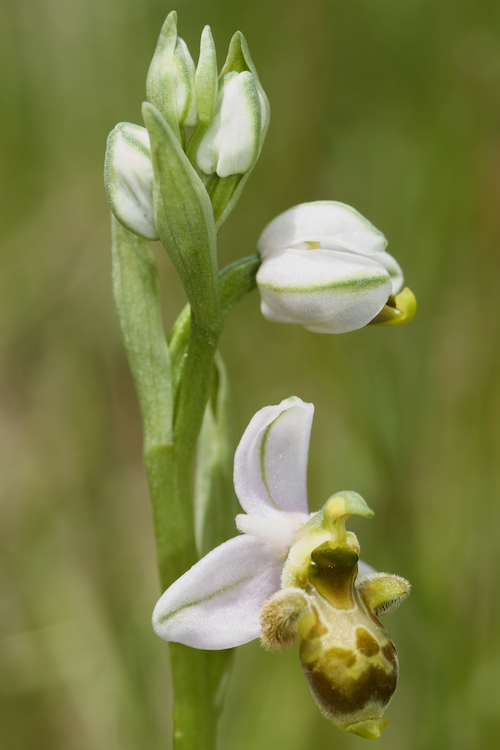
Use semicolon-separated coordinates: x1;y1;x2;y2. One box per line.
159;316;225;750
169;254;261;401
112;220;260;750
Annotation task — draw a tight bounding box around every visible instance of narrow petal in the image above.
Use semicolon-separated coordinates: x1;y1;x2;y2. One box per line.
235;512;308;558
234;397;314;516
257;201;388;259
104;123;158;240
377;251;404;295
257;248;392;333
152;535;282;649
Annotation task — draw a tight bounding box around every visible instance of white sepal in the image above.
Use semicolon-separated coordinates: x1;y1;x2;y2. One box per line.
196;71;264;177
257;201;389;260
257;248;392;334
152;535;283;649
104;123;157;241
357;560;377;579
233;397;314;517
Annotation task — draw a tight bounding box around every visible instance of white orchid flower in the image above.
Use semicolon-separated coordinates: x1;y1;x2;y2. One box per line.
256;201;416;333
104;122;158;241
196;71;267;178
153;396;410;739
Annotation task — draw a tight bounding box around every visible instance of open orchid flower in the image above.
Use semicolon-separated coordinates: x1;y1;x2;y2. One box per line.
256;202;416;333
153;397;410;739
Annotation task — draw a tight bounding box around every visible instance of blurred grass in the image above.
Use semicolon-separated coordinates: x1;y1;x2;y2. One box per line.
1;0;500;748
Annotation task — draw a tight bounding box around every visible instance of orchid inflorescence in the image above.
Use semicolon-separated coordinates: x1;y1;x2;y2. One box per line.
104;8;415;748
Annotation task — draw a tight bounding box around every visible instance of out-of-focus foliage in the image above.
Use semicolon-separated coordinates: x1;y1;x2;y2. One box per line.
1;1;500;748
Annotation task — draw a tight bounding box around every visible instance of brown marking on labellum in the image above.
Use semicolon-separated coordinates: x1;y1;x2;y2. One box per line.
382;641;397;663
302;650;398;720
356;627;380;657
309;548;358;609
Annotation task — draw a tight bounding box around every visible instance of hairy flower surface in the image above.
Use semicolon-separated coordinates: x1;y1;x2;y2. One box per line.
256;201;416;333
153;397;410;739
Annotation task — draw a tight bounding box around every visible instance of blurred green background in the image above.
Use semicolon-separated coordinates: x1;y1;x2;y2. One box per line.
1;0;500;748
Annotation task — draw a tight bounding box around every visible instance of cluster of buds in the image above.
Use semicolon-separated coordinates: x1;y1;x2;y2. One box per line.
104;11;416;338
104;11;269;240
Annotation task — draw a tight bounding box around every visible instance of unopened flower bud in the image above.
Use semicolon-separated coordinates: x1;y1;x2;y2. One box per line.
146;11;198;134
196;70;266;177
257;201;416;334
104;122;157;240
172;37;198;127
195;26;218;127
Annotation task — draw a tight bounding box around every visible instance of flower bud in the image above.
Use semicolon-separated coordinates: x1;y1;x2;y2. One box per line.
195;26;218;127
104;122;158;241
146;11;198;135
196;70;266;177
172;38;198;128
256;201;415;334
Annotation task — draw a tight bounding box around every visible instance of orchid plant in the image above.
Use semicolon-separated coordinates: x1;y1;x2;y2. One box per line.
104;9;416;750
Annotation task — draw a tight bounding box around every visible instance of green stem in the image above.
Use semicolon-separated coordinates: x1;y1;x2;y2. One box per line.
112;219;260;750
169;254;261;405
152;321;223;750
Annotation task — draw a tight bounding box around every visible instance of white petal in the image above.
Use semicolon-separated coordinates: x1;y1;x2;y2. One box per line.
377;251;404;295
235;512;308;558
257;201;388;260
104;123;158;240
257;248;392;333
152;535;283;649
234;397;314;517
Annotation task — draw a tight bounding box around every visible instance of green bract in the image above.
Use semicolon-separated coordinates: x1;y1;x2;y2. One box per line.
142;102;220;331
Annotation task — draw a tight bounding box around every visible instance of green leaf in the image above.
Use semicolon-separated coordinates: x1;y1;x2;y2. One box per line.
194;353;238;557
111;216;172;451
142;102;221;333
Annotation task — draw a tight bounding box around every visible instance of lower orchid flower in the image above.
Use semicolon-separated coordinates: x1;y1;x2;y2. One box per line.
153;397;410;739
